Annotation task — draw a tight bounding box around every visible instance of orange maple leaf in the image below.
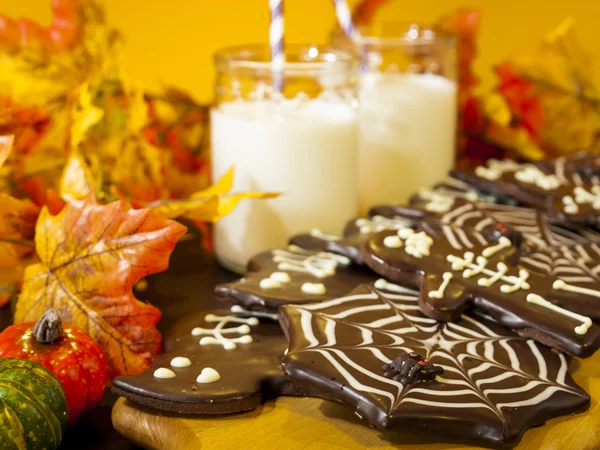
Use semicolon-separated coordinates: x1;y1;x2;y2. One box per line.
0;136;39;303
14;197;187;378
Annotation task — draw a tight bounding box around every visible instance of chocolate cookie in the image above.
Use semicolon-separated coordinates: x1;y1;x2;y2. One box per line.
215;245;378;313
451;153;600;227
373;197;600;253
280;284;590;448
519;242;600;319
289;229;366;265
112;309;316;414
362;223;600;357
289;215;414;265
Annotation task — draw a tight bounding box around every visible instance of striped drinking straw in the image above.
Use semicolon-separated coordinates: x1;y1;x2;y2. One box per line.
270;0;284;92
332;0;361;40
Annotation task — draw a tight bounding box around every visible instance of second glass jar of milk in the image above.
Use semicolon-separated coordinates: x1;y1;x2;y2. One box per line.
357;23;457;212
211;45;358;272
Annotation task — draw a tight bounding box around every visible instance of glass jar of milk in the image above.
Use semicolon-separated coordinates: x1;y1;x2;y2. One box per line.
356;23;457;212
211;45;358;273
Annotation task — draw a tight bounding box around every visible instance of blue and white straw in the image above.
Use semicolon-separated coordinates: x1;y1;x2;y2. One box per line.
269;0;285;92
332;0;360;41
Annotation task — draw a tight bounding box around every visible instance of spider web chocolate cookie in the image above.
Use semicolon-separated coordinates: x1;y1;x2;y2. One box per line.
280;285;589;447
215;245;378;313
373;197;600;253
112;309;318;414
451;152;600;226
362;223;600;357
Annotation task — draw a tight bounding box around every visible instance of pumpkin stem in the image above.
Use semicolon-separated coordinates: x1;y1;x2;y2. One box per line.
32;309;63;344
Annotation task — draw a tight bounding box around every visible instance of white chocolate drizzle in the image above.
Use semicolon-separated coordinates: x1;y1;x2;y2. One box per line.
482;237;511;257
285;288;586;421
514;166;561;190
373;279;419;295
196;367;221;384
553;279;600;299
301;282;327;295
192;314;258;350
429;272;453;299
310;228;339;241
153;368;176;379
355;216;412;234
170;357;192;368
230;305;279;321
272;247;350;278
526;294;592;335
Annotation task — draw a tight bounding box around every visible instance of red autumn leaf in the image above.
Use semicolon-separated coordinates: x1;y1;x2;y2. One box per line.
0;0;82;54
495;62;544;139
14;197;187;378
352;0;391;26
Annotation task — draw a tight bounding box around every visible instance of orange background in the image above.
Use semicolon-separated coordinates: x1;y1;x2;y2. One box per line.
3;0;599;102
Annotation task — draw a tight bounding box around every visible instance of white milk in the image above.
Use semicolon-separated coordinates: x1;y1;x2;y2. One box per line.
358;73;457;212
211;98;359;272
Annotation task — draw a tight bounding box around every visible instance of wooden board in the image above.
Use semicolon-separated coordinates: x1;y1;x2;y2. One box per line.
112;352;600;450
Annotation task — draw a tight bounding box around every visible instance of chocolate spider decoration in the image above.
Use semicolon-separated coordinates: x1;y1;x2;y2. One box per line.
382;350;443;385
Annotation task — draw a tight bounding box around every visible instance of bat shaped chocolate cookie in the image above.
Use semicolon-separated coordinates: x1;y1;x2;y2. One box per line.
372;197;600;253
215;245;378;313
363;223;600;357
280;284;589;447
451;152;600;227
112;309;320;414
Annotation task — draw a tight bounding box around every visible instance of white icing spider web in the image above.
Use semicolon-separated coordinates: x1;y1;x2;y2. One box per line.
282;285;588;438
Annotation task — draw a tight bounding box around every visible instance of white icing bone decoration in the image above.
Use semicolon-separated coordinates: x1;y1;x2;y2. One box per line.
191;314;258;350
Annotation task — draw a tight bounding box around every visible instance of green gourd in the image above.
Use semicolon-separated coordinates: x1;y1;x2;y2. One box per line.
0;358;68;450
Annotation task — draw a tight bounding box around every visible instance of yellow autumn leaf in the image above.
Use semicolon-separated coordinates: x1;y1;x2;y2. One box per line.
0;136;14;170
70;83;105;150
127;84;148;134
149;167;279;221
59;150;97;201
483;93;511;127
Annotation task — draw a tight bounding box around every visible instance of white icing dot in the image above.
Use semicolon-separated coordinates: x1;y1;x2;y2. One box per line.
259;278;282;289
383;235;403;248
153;368;176;379
301;282;327;295
170;357;192;368
398;228;414;239
196;368;221;384
270;272;291;283
191;327;202;336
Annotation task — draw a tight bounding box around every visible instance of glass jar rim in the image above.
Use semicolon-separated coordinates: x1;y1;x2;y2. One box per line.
214;44;355;73
350;22;454;47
